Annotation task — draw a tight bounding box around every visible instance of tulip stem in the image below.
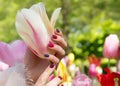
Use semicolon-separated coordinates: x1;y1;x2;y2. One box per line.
114;78;119;86
108;58;110;69
81;59;85;73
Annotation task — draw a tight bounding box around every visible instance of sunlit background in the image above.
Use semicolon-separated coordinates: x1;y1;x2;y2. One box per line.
0;0;120;70
1;0;120;85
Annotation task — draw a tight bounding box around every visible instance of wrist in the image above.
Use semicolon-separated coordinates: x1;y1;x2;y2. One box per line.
24;64;35;86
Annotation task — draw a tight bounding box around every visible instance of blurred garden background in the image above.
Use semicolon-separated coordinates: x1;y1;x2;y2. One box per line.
0;0;120;58
1;0;120;85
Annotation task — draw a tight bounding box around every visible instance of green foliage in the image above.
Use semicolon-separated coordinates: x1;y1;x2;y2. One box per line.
0;0;120;58
68;13;120;58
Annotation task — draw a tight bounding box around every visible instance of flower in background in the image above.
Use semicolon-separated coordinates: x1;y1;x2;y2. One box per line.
114;38;120;73
61;82;72;86
67;53;75;66
15;2;61;58
89;64;97;77
57;58;72;82
67;53;78;77
72;71;92;86
0;40;26;68
117;46;120;72
86;54;101;78
97;68;120;86
103;34;119;58
0;61;9;71
117;45;120;58
117;60;120;72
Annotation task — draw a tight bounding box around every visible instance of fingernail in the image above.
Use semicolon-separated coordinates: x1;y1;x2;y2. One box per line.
58;76;62;80
52;35;57;39
48;42;54;47
56;29;60;33
61;84;64;86
44;54;49;57
50;63;54;68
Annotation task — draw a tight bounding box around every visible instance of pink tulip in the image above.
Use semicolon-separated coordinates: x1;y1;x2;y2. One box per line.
0;40;26;66
72;71;92;86
0;61;9;71
15;2;61;58
103;34;119;58
117;46;120;58
88;64;97;77
117;60;120;72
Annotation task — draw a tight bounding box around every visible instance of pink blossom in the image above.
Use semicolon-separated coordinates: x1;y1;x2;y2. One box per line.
15;2;61;58
0;40;26;66
117;60;120;72
117;46;120;58
103;34;119;58
0;61;9;71
88;63;97;77
72;71;92;86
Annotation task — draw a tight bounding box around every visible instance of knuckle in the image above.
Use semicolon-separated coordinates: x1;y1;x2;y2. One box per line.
60;49;65;56
51;55;59;63
64;42;67;48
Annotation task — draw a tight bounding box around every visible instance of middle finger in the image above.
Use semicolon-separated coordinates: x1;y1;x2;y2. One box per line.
48;42;65;58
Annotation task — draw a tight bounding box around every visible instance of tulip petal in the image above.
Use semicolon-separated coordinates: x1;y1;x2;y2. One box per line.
16;3;61;58
57;59;67;82
0;61;9;71
16;10;36;51
0;42;14;66
103;34;119;58
16;9;49;57
0;40;26;66
30;3;53;34
10;40;26;63
50;8;61;28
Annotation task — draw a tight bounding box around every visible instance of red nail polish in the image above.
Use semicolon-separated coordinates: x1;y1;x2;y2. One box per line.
58;76;62;80
56;29;60;33
52;35;57;39
44;54;49;57
48;42;54;47
50;64;54;68
61;84;64;86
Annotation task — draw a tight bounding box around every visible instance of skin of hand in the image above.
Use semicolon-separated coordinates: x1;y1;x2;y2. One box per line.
34;64;62;86
24;29;67;84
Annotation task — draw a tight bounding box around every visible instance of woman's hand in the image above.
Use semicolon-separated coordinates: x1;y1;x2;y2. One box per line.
34;64;62;86
24;29;67;84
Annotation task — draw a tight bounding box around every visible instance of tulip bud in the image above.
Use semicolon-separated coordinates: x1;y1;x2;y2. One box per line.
103;34;119;58
88;64;97;77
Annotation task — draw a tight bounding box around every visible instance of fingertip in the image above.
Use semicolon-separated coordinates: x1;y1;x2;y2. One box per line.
48;41;54;48
49;63;55;68
56;29;60;33
47;76;62;86
52;34;57;39
60;84;64;86
44;53;49;57
44;54;59;64
54;29;63;36
58;76;62;80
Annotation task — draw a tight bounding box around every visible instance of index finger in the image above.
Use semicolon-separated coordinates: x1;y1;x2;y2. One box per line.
54;29;63;36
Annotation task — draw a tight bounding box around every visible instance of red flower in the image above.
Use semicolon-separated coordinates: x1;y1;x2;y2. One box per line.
97;68;120;86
